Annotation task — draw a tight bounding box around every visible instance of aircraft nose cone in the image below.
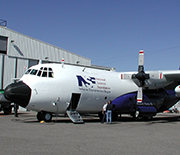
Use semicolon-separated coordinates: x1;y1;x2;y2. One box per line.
4;81;31;108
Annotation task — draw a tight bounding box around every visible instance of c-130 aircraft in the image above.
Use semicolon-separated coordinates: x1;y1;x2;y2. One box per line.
4;50;180;123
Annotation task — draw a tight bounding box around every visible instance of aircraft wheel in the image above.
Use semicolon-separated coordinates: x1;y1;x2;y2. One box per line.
37;112;43;122
37;111;52;122
112;112;118;121
3;107;12;115
132;111;140;121
142;116;153;121
43;112;52;122
98;112;103;120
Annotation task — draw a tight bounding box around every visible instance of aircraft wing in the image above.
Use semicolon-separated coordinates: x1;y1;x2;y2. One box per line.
121;70;180;90
162;70;180;82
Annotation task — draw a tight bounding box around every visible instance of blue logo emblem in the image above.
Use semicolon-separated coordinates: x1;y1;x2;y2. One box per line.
76;75;96;87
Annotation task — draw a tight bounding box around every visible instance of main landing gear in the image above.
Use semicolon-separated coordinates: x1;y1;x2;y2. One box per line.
37;111;52;122
131;111;153;121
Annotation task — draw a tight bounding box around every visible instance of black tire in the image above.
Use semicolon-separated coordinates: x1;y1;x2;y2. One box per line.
142;116;153;121
37;111;52;122
3;107;12;115
37;112;43;122
98;112;103;120
112;112;118;121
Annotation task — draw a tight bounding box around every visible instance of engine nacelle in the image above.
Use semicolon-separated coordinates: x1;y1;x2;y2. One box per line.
175;85;180;97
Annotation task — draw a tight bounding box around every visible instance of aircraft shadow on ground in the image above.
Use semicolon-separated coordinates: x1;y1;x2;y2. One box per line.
11;113;180;124
146;115;180;124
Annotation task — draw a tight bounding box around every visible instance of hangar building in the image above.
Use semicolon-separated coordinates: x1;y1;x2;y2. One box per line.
0;21;91;89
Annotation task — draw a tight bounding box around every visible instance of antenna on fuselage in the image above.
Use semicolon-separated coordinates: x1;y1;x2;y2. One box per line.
82;67;86;72
62;58;64;67
38;60;42;64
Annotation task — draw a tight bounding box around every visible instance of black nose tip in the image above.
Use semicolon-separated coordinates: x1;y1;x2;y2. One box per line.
4;81;31;108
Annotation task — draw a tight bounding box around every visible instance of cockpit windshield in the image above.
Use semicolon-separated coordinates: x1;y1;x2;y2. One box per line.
25;67;54;78
30;69;38;75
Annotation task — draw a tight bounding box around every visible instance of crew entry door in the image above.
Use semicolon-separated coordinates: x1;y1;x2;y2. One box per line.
67;93;81;111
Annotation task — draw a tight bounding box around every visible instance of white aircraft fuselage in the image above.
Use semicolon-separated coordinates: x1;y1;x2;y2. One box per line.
21;64;138;113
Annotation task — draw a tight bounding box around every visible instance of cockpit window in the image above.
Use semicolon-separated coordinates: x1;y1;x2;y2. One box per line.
26;67;54;78
37;70;42;77
25;69;31;74
30;69;38;75
25;67;54;78
48;72;53;78
48;68;54;78
42;70;47;77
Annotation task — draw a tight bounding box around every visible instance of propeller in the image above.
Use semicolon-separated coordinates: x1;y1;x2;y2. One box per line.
132;50;149;87
120;50;163;103
132;50;149;103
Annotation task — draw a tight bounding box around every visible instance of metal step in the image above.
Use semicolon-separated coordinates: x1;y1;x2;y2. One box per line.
66;110;84;124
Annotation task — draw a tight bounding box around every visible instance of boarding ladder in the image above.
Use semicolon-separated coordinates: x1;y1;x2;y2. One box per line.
66;110;84;124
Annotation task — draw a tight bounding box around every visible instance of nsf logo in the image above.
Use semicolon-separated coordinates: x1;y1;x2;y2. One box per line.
76;75;96;87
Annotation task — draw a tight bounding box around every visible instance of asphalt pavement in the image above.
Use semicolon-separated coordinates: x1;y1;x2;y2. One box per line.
0;111;180;155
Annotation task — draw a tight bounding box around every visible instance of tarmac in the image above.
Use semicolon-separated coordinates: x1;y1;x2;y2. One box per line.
1;111;180;155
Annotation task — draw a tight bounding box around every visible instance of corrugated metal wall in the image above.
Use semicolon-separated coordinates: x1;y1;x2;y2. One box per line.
0;55;4;88
0;26;91;64
0;26;91;89
4;56;16;86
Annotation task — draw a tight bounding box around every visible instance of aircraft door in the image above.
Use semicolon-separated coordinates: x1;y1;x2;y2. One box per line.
67;93;81;110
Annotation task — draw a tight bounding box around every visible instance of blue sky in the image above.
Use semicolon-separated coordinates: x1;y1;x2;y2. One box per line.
1;0;180;71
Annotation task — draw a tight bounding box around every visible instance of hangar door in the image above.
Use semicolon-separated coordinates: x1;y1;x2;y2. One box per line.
28;60;38;68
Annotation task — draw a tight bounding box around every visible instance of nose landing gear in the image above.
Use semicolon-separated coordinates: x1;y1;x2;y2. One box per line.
37;111;52;122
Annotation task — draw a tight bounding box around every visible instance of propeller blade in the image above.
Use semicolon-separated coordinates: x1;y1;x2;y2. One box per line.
139;50;144;66
137;87;143;103
138;50;144;66
138;50;145;73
